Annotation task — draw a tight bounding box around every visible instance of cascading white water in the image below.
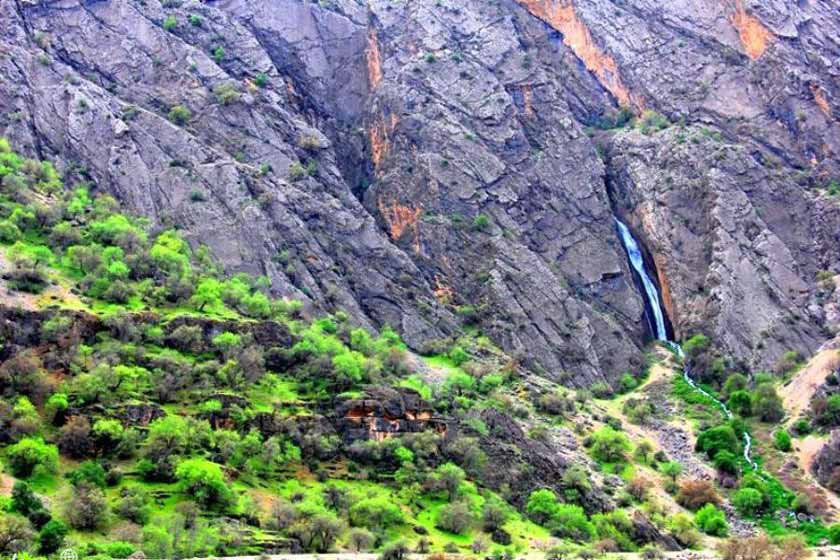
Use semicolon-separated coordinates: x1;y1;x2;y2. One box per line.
614;218;757;470
614;219;667;341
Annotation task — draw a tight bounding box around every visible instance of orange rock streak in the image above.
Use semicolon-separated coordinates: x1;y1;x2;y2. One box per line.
378;198;422;253
732;0;773;60
366;30;383;89
516;0;634;108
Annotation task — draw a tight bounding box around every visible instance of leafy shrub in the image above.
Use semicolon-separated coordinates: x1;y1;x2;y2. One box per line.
676;479;720;511
448;345;469;366
713;450;738;474
666;513;700;548
695;504;727;536
168;105;191;125
0;220;21;242
214;82;241;105
67;461;107;488
162;15;177;31
722;373;748;398
472;214;490;231
549;504;595;541
115;486;151;524
792;418;811;436
100;541;135;558
775;429;792;452
619;373;638;393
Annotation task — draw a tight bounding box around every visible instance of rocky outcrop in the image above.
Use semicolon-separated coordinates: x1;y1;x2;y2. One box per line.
335;387;446;443
113;402;166;427
478;408;612;513
631;510;680;551
813;429;840;492
1;0;839;386
608;125;840;372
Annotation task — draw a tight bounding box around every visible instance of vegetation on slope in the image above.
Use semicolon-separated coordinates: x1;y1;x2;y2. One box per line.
0;138;828;560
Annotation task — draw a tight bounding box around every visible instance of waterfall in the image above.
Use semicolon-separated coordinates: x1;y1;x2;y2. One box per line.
614;218;757;470
614;219;667;341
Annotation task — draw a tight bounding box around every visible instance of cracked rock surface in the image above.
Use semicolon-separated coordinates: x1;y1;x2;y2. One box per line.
1;0;838;385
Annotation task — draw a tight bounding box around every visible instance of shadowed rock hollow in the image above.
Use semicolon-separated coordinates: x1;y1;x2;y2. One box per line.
1;0;839;387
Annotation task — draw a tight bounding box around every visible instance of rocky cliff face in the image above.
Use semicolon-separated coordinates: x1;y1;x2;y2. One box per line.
2;0;838;386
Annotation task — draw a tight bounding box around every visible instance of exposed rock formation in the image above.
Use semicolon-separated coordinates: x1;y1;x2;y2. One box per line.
2;0;839;385
335;387;446;443
813;430;840;493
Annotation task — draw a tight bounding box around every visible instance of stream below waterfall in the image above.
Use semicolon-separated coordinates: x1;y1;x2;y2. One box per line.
614;218;758;469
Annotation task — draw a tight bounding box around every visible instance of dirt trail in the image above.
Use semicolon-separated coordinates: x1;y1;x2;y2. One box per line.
0;473;14;496
783;346;840;426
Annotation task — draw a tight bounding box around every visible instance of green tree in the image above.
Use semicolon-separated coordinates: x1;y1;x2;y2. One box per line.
11;482;43;516
38;519;67;554
435;502;474;534
435;462;465;501
348;496;404;531
175;459;235;510
550;504;595;541
212;331;242;358
481;500;509;532
753;383;784;423
733;488;763;517
6;437;58;477
722;373;748;398
191;277;222;311
44;393;68;424
526;489;559;525
695;425;738;460
66;483;107;530
332;351;366;385
590;427;631;463
727;390;753;416
661;461;683;482
0;514;34;554
695;504;728;536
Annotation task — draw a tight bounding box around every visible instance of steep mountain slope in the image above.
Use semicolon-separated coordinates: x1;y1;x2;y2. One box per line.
1;0;839;388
